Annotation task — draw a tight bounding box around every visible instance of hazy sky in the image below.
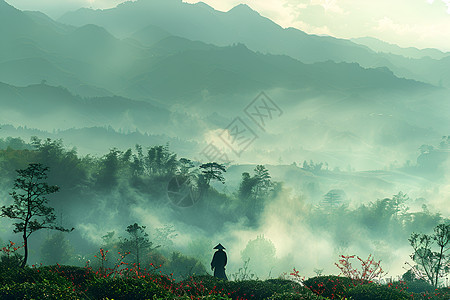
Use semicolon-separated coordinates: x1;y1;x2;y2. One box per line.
6;0;450;51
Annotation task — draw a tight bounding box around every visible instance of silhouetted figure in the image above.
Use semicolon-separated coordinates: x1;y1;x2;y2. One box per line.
211;243;228;280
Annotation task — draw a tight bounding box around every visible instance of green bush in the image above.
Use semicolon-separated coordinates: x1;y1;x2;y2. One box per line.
402;279;435;293
0;281;78;300
347;283;410;300
0;253;23;269
180;276;304;299
303;275;360;298
411;287;450;300
267;289;328;299
40;265;95;287
85;276;174;300
0;265;72;287
164;251;207;281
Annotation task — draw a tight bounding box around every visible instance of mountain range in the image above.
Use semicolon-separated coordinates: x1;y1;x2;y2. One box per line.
0;0;437;102
58;0;450;88
0;0;448;168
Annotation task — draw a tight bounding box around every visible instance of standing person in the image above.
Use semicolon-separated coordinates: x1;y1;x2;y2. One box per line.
211;243;228;280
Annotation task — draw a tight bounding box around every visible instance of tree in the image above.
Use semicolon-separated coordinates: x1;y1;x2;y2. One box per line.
119;223;159;267
199;162;226;186
40;232;73;265
178;158;195;176
131;144;145;177
252;165;272;199
164;251;207;281
146;144;177;176
320;189;346;209
30;137;87;189
96;148;121;188
408;223;449;287
238;172;257;199
238;166;273;201
391;191;409;217
241;235;277;278
154;224;178;252
1;163;73;268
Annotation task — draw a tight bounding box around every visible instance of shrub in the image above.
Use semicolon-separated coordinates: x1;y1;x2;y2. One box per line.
0;265;71;287
402;279;435;293
164;251;207;281
0;281;78;300
0;240;24;269
0;253;23;269
411;287;450;300
40;264;95;287
303;275;360;298
85;276;174;299
180;276;304;299
347;283;410;300
268;288;328;299
335;255;386;283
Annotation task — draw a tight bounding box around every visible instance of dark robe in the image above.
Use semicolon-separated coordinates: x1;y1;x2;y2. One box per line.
211;249;228;280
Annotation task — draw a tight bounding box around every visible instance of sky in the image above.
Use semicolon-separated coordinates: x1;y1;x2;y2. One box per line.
6;0;450;52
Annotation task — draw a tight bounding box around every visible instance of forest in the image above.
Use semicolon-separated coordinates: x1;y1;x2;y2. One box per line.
0;136;448;299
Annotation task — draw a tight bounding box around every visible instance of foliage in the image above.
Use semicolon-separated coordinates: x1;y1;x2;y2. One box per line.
302;160;327;173
238;165;273;200
408;223;450;287
153;224;178;252
30;137;87;190
199;162;227;185
40;264;95;287
0;261;449;299
335;254;386;282
346;282;410;300
0;240;24;269
95;148;122;188
320;189;346;209
145;144;178;177
180;275;304;300
1;138;446;251
0;264;72;288
85;276;174;299
303;275;359;298
268;291;327;300
0;137;33;151
0;163;73;267
164;251;207;281
0;281;78;300
119;223;159;267
231;258;258;281
238;172;258;200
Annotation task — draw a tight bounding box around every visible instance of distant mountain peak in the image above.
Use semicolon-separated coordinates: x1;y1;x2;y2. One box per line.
228;4;258;14
193;1;215;10
118;0;182;8
0;0;17;10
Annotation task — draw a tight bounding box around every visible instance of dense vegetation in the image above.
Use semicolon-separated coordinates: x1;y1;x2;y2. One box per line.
0;263;449;299
0;137;449;299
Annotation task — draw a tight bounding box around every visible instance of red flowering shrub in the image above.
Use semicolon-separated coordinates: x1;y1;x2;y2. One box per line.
335;254;386;283
303;275;358;299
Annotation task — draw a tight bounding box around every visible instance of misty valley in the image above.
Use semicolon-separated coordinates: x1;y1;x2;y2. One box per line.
0;0;449;299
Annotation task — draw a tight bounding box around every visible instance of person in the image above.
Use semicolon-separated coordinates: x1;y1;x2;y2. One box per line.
211;243;228;280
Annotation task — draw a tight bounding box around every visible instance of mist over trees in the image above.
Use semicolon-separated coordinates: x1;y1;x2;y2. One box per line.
0;137;448;283
0;0;449;297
